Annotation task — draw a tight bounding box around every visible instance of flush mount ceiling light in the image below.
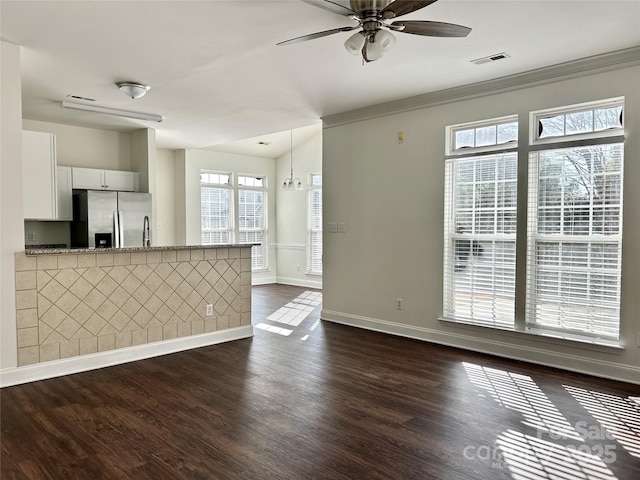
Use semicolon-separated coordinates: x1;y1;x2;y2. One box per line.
61;101;163;122
116;82;150;99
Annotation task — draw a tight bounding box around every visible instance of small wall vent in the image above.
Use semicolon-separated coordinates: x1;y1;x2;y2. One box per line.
470;52;511;65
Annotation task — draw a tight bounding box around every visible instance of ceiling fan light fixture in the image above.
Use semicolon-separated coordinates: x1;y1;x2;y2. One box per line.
375;29;396;52
344;31;366;55
364;36;384;62
117;82;150;99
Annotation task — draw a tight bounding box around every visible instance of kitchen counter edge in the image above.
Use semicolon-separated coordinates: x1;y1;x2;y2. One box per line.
24;245;256;256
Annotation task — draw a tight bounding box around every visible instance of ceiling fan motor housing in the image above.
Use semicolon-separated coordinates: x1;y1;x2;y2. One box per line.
351;0;394;14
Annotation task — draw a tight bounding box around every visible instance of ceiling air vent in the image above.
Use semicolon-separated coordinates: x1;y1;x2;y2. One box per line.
66;94;96;102
470;52;510;65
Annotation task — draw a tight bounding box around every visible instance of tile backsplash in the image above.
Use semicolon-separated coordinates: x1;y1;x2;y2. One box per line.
15;247;252;366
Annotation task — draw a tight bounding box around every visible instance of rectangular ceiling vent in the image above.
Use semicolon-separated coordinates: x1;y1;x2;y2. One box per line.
470;52;511;65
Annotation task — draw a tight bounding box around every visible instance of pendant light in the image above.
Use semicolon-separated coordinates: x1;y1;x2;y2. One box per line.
282;129;303;190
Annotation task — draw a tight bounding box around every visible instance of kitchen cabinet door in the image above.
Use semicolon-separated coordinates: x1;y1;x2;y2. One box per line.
22;130;57;220
72;167;104;190
104;170;136;191
57;166;73;221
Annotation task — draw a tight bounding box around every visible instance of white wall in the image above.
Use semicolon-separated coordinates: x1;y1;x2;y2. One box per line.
156;148;177;246
322;63;640;383
22;119;132;169
1;41;24;370
275;131;322;288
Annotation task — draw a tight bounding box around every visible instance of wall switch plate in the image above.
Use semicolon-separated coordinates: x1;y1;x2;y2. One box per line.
205;304;213;316
337;222;346;233
327;222;338;233
396;298;404;310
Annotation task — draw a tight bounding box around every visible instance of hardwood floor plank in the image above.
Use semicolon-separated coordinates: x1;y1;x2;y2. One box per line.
2;284;639;479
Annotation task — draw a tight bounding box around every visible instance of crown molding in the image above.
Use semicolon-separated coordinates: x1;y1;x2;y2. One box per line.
322;47;640;128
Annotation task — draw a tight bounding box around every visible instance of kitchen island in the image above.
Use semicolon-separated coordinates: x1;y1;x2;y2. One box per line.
14;245;253;369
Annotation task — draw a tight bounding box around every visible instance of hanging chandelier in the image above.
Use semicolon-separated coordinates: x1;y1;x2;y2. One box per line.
282;129;303;190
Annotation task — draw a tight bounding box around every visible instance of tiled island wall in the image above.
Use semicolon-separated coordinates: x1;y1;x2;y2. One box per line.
15;246;252;367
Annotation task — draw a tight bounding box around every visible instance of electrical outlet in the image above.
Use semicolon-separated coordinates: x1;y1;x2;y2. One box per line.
296;265;301;272
205;304;213;316
27;231;36;242
396;298;404;310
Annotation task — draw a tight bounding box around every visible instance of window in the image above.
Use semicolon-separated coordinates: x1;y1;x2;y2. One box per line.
307;174;322;275
201;171;269;271
527;99;624;340
450;116;518;153
201;172;233;244
444;116;518;328
238;175;267;270
443;98;624;343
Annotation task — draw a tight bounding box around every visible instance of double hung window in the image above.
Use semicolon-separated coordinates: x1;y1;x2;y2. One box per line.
307;174;322;275
238;175;267;270
444;117;518;327
527;99;624;340
201;172;233;244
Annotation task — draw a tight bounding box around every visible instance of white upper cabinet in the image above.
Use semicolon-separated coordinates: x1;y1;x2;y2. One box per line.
72;167;138;191
56;166;73;221
22;130;57;220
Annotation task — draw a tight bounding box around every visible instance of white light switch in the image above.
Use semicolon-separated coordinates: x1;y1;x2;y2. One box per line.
338;222;346;233
327;222;338;233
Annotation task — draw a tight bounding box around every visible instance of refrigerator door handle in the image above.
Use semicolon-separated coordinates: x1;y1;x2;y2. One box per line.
118;210;124;247
113;210;120;248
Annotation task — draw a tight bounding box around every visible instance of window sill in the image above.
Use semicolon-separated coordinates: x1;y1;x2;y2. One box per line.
439;317;624;353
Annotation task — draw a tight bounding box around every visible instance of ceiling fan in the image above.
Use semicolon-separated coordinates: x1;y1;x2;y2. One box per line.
277;0;472;62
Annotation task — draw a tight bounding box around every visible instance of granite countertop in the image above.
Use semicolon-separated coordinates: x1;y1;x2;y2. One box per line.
25;244;254;255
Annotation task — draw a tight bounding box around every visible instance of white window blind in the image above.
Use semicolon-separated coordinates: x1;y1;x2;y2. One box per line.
526;142;623;339
443;152;517;327
238;176;267;270
307;174;322;274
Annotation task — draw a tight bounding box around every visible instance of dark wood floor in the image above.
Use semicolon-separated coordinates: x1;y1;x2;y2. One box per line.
2;284;639;479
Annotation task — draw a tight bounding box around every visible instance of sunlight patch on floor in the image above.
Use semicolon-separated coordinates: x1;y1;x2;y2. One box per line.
254;322;293;336
497;429;617;480
464;363;581;440
267;303;315;326
565;385;640;458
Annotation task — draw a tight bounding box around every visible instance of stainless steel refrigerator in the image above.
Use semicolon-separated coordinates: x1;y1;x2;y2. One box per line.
71;190;152;248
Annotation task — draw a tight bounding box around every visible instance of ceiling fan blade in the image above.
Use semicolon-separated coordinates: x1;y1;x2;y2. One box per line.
392;20;471;37
380;0;439;19
302;0;356;17
277;26;359;46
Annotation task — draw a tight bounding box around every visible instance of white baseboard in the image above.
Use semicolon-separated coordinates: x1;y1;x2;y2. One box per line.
0;326;253;388
276;276;322;289
321;310;640;385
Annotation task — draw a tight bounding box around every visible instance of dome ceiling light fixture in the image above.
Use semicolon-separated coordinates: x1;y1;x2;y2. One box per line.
117;82;151;99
